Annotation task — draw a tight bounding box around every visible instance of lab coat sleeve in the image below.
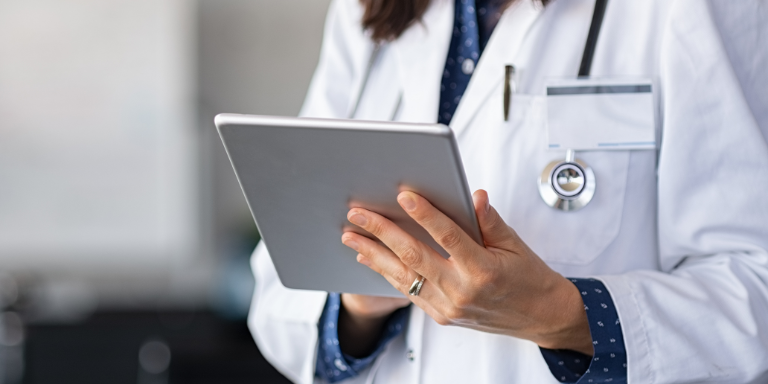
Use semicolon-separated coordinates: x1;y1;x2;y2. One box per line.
247;242;327;384
598;1;768;383
247;1;372;383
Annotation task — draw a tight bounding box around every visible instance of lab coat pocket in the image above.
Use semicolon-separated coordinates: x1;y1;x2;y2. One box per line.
523;97;630;265
459;93;629;265
524;149;629;265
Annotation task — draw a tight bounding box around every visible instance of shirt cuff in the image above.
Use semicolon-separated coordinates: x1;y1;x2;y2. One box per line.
540;278;628;383
315;293;410;382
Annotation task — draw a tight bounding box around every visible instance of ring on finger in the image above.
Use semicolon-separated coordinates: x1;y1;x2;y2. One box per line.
409;275;426;296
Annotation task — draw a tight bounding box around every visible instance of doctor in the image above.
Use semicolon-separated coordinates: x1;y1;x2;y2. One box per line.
248;0;768;383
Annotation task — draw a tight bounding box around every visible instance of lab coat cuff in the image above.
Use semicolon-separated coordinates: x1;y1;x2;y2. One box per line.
597;274;655;384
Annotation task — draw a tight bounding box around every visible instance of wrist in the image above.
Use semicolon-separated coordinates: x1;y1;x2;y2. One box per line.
535;277;594;355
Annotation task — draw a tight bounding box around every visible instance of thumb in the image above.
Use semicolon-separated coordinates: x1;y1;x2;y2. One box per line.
472;190;515;248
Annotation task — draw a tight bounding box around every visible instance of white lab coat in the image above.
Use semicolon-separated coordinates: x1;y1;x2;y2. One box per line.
248;0;768;383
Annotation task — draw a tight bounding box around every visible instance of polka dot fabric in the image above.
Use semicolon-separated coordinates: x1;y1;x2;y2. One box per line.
315;293;410;382
439;0;479;125
540;278;628;383
439;0;503;125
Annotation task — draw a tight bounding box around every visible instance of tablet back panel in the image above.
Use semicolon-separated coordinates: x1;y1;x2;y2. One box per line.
216;114;481;297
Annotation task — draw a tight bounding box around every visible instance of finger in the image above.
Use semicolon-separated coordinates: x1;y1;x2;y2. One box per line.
342;232;450;310
352;255;452;326
343;231;439;294
397;191;482;262
358;257;453;326
341;231;395;270
346;209;451;285
472;189;516;249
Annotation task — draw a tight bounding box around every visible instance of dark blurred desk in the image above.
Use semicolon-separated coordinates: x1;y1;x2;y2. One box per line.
23;310;292;384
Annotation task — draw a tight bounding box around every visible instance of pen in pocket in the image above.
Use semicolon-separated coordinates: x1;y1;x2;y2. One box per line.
504;64;515;121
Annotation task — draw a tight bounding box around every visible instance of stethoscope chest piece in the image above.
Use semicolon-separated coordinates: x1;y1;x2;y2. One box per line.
538;152;595;212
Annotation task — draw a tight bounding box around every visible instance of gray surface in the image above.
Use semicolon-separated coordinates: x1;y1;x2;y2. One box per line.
216;114;482;297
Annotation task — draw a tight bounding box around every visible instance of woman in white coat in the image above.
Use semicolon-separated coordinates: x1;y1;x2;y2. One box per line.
248;0;768;383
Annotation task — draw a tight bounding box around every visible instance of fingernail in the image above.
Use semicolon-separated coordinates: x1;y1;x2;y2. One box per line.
343;239;360;251
348;212;367;226
357;254;371;267
485;197;490;214
398;194;417;211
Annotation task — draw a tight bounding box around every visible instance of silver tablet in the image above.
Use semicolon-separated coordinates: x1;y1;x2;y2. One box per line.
215;114;482;297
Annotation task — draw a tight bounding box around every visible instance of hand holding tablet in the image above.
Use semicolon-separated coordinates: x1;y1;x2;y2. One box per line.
216;114;482;297
218;114;593;354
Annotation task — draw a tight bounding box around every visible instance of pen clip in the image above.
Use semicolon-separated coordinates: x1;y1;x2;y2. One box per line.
504;65;515;121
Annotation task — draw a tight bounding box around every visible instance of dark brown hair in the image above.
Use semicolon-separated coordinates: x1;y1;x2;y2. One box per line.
360;0;551;42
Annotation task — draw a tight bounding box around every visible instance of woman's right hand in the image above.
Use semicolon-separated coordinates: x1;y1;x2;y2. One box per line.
338;293;410;357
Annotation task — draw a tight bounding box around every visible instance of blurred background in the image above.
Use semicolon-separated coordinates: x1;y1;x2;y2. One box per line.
3;1;764;384
0;0;332;382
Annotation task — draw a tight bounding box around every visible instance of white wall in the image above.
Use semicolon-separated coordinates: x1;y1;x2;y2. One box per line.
0;0;332;310
0;0;198;269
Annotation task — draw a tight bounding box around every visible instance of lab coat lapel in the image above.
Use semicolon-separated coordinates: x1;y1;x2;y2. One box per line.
391;0;453;124
449;1;543;136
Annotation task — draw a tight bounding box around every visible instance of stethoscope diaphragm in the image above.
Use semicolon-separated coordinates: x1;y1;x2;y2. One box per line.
538;151;595;211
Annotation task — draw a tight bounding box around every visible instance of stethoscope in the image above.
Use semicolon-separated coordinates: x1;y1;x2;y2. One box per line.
537;0;608;212
350;0;609;212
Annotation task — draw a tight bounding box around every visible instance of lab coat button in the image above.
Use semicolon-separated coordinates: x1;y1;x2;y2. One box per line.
461;59;475;75
406;349;415;361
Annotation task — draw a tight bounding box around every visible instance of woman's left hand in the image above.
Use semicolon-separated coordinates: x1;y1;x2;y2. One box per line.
341;189;594;355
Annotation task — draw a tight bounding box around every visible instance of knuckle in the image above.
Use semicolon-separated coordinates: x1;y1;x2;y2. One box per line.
473;269;495;287
367;218;385;236
451;291;473;310
437;227;463;249
412;207;431;222
490;212;506;229
391;268;410;289
399;246;422;267
435;316;451;326
411;205;437;226
444;305;465;321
